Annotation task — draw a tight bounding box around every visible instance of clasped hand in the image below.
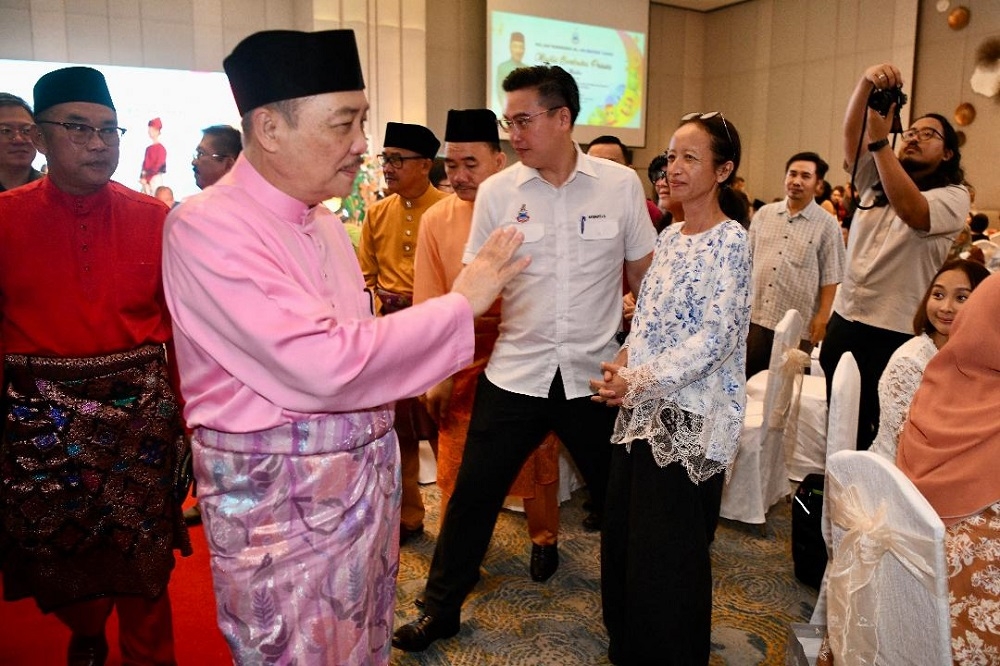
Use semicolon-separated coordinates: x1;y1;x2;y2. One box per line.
590;361;628;407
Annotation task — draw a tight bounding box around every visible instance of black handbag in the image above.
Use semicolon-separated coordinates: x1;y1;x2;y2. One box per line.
791;473;828;589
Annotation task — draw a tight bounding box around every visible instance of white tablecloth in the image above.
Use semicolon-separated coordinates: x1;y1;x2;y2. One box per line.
745;370;828;482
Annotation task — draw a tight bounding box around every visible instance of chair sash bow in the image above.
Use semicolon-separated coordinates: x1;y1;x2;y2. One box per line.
826;476;938;664
769;347;811;434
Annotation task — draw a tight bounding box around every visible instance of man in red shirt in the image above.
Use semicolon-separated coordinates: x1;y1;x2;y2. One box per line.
0;66;189;666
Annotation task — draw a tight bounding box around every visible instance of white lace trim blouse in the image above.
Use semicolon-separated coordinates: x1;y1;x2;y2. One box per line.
613;220;752;483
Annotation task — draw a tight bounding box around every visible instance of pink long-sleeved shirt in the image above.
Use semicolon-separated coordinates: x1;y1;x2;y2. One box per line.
162;155;473;436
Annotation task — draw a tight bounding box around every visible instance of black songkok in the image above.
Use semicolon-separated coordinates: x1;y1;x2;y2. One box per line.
383;122;440;159
445;109;499;144
224;29;365;116
33;67;115;116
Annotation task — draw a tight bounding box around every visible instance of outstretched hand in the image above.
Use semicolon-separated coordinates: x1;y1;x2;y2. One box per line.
452;226;531;318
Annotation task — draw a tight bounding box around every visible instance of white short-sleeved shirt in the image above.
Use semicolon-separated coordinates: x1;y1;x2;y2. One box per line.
833;153;969;334
463;146;657;399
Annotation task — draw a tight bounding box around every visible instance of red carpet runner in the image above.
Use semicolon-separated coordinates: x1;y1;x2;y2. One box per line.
0;497;231;665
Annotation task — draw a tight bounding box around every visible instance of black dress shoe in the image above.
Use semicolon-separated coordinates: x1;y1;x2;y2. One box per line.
392;613;460;652
399;523;424;546
582;511;602;531
67;633;108;666
530;543;559;582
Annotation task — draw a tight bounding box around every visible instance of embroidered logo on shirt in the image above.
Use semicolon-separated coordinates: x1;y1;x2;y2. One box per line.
516;205;530;224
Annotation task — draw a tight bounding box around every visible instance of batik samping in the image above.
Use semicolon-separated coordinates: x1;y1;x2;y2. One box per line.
192;409;400;666
0;345;190;612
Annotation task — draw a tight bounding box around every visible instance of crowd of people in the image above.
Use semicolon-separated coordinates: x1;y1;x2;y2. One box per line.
0;26;997;666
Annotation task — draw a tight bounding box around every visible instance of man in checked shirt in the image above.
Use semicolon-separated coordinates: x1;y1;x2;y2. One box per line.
745;151;845;379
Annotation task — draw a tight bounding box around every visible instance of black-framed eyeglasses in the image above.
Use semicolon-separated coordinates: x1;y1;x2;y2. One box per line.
193;148;230;161
497;106;563;132
681;111;734;157
377;152;427;169
36;120;126;146
0;124;34;141
901;127;944;143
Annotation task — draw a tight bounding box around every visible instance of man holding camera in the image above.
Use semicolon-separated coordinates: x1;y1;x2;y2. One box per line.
819;62;969;451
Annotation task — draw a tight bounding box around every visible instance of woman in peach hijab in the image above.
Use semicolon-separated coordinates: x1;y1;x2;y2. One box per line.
897;272;1000;663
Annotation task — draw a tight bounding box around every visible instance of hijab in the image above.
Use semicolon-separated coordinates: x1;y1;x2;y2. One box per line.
897;272;1000;525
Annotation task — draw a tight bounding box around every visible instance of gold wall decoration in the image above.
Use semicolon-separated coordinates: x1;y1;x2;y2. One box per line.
954;102;976;126
948;6;970;30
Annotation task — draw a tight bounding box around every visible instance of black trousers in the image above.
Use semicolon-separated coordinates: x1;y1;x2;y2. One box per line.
423;371;618;618
601;442;724;665
819;313;911;450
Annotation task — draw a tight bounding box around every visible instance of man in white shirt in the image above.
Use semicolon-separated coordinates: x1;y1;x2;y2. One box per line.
393;64;656;652
819;62;969;450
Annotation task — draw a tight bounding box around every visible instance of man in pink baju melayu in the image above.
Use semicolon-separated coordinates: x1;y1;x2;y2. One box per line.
161;29;527;665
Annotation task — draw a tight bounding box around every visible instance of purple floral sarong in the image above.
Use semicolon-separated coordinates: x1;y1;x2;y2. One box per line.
192;410;400;665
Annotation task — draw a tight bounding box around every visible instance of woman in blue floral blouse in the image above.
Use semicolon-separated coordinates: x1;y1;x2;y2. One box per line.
591;112;752;665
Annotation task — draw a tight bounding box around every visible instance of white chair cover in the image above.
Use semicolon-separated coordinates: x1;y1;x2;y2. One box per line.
810;352;861;623
824;450;950;665
721;309;803;524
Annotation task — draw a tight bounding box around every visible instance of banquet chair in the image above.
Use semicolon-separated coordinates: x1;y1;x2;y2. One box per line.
823;450;950;665
720;309;805;525
809;352;861;623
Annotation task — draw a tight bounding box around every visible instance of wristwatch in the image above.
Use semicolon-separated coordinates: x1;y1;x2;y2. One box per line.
867;137;890;153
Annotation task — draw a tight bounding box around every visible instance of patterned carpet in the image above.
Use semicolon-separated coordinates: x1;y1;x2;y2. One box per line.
392;484;817;665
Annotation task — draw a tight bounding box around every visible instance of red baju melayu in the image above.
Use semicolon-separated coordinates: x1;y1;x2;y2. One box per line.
0;177;188;661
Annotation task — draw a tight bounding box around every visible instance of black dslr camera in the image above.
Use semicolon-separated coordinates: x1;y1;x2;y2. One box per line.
868;85;907;117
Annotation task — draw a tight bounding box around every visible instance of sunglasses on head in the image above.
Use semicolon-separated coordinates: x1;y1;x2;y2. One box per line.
680;111;734;158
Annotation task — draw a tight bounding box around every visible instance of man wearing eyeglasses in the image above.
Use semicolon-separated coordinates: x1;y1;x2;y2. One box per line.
191;124;242;191
182;124;243;528
0;66;188;665
819;62;969;452
412;108;562;586
359;121;447;546
394;64;656;653
0;93;42;193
